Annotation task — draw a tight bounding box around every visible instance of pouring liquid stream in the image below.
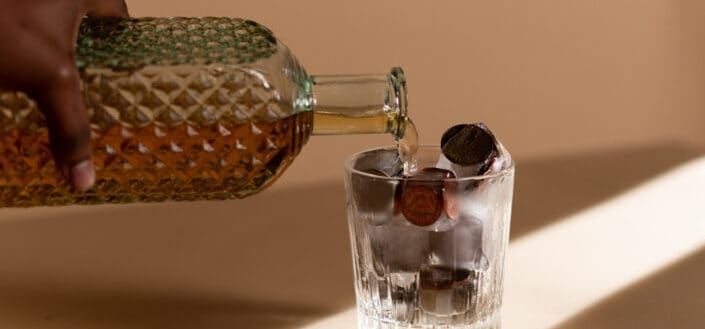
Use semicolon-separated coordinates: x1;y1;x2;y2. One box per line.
398;118;419;175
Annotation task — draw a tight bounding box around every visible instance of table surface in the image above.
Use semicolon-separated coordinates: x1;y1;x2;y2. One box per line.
0;144;704;329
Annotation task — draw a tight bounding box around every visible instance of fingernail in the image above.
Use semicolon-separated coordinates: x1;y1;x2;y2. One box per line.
70;160;95;192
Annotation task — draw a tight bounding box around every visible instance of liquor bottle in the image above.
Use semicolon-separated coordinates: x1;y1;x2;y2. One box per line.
0;17;410;206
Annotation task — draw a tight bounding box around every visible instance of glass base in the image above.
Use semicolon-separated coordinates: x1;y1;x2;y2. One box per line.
356;306;501;329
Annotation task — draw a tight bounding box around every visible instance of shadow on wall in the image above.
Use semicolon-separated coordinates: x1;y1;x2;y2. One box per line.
511;142;701;239
0;142;699;329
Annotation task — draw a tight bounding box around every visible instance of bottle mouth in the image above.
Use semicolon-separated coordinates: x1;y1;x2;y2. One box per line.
389;67;408;140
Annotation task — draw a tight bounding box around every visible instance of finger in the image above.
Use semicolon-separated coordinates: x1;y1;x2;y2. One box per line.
83;0;129;18
0;11;96;191
34;63;95;191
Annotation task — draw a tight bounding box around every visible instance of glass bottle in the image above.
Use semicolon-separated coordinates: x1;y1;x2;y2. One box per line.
0;17;410;206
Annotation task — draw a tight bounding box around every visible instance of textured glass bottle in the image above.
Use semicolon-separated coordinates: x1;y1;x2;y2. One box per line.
0;17;409;206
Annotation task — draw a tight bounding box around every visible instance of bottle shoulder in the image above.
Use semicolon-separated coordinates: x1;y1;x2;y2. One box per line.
76;17;279;70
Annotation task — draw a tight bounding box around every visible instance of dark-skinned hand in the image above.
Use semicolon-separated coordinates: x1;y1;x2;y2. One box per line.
0;0;129;191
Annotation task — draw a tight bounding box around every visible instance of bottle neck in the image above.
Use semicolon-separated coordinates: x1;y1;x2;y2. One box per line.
309;67;408;140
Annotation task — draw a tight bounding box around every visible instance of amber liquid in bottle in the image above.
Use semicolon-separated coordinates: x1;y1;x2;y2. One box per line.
0;67;313;206
0;114;312;205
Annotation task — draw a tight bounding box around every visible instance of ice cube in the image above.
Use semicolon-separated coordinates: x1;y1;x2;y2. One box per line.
428;215;488;271
350;149;402;225
447;183;488;222
439;123;496;176
485;138;512;174
436;153;485;178
353;148;403;177
438;123;514;178
419;265;480;317
368;222;429;273
388;271;418;322
350;169;397;226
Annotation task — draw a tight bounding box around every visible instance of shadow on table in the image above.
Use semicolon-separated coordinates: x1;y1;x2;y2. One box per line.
0;142;699;329
0;286;325;329
0;182;354;329
554;245;705;329
511;142;701;239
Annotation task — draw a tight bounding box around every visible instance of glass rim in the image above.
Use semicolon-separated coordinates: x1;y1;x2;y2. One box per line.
345;145;515;182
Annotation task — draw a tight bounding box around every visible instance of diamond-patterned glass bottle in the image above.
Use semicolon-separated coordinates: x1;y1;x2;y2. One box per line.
0;17;409;206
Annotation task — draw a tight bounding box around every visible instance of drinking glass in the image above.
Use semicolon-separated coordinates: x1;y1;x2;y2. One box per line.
344;146;514;328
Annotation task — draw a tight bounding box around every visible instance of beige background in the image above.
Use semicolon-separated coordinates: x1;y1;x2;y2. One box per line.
0;1;703;328
133;0;705;185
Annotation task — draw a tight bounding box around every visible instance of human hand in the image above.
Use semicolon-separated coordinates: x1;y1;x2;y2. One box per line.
0;0;128;191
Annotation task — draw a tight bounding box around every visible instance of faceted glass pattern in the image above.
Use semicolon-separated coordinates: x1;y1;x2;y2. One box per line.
77;17;278;70
0;17;313;206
